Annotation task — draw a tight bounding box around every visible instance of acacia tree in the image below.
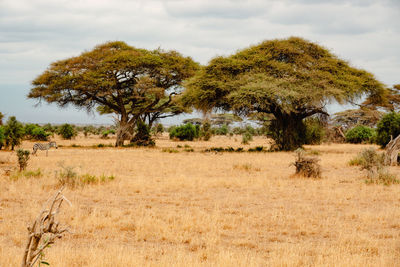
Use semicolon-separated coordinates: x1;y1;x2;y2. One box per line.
182;37;386;150
29;41;198;146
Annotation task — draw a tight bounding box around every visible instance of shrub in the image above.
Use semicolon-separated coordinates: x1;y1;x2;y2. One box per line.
155;123;164;135
4;116;24;150
242;132;253;144
31;126;50;141
292;149;321;178
58;124;76;140
304;118;325;145
201;121;212;141
0;126;4;150
131;120;154;146
169;123;199;141
213;124;229;135
349;147;398;184
16;149;30;171
345;125;375;144
23;123;37;138
42;123;56;134
376;112;400;147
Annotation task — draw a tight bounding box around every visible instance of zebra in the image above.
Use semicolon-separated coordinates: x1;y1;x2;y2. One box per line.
32;141;58;156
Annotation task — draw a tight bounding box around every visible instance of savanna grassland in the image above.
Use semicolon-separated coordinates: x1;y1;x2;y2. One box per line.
1;135;400;266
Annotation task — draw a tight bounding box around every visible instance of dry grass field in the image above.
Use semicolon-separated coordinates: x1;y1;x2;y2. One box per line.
1;134;400;266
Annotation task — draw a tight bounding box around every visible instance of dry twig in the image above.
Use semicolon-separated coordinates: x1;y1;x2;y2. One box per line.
21;187;70;267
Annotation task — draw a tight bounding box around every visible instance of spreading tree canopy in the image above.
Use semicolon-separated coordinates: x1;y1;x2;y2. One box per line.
29;41;198;146
182;37;386;150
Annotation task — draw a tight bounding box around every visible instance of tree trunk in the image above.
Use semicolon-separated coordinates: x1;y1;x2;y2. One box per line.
115;116;132;147
384;134;400;166
270;114;306;151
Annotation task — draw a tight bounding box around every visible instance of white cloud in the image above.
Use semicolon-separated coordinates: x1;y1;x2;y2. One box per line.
0;0;399;123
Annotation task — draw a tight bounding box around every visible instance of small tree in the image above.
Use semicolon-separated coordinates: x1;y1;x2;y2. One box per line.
58;124;76;140
0;112;4;125
0;126;5;150
16;149;30;171
201;120;212;141
4;116;24;150
155;123;164;135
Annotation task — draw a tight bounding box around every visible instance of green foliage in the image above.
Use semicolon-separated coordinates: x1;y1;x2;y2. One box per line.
16;149;30;171
169;123;199;141
23;124;50;141
212;124;229;135
0;126;4;150
201;121;212;141
162;148;179;153
304;117;325;145
0;112;4;125
155;123;164;134
42;123;56;133
10;168;42;181
4;116;24;150
34;127;50;141
56;163;115;188
376;112;400;147
131;120;155;146
58;124;76;140
345;125;375;144
241;131;253;144
183;37;386;151
101;129;115;139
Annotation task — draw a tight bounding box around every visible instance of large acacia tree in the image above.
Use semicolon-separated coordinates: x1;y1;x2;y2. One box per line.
29;41;198;146
182;37;386;150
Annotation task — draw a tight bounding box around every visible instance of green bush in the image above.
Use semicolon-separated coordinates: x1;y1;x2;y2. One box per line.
242;131;253;144
169;123;199;141
0;126;5;150
32;127;50;141
16;149;30;171
131;120;154;146
376;112;400;147
4;116;24;150
345;125;375;144
201;121;212;141
304;118;325;145
23;123;37;138
58;124;76;140
212;124;229;135
155;123;164;134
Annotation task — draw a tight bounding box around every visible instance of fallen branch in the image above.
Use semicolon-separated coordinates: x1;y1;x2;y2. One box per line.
21;187;70;267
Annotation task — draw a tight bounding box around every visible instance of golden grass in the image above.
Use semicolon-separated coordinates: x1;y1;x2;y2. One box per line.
1;135;400;266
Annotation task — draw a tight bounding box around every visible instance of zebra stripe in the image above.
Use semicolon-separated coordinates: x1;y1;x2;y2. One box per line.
32;141;58;156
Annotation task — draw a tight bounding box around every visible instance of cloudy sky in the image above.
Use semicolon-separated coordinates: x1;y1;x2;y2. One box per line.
0;0;399;124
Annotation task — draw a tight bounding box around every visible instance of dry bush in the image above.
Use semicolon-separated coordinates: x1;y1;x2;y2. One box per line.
350;147;399;185
292;149;321;178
